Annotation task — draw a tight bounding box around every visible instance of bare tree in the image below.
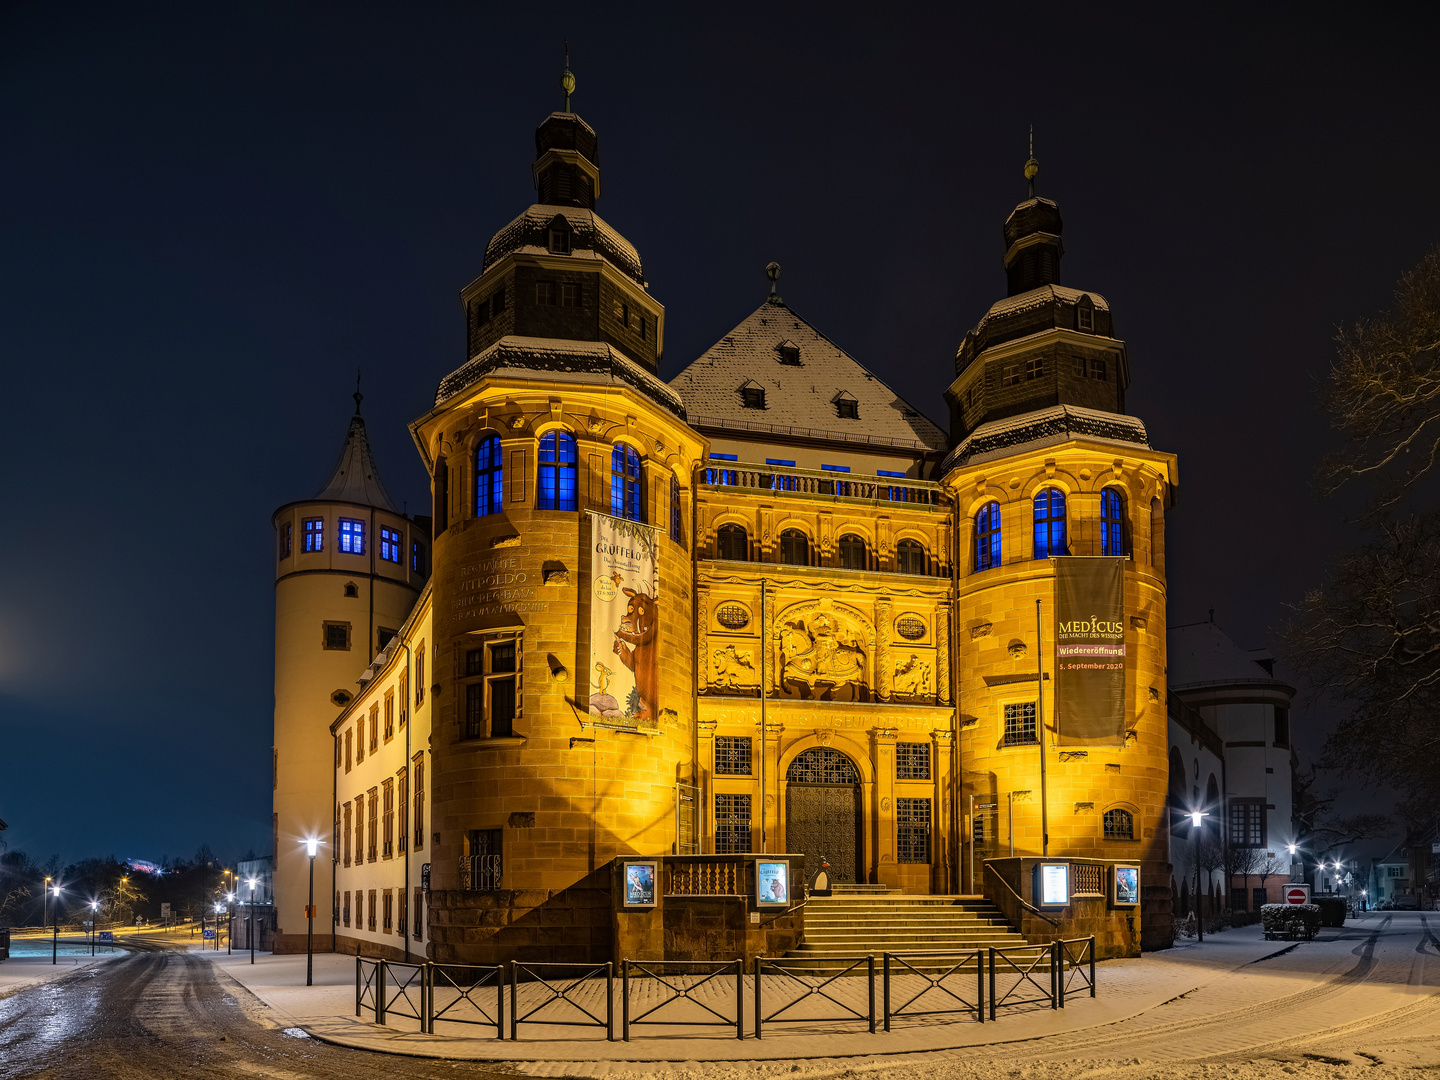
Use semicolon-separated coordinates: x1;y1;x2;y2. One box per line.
1318;243;1440;514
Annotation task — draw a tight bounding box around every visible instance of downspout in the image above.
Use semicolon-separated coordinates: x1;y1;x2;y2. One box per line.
951;495;962;894
403;639;411;963
331;731;338;951
690;459;702;853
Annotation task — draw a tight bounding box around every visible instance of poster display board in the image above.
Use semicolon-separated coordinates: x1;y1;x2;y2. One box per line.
1113;865;1141;906
756;861;790;906
588;513;660;726
1037;862;1070;907
1054;557;1127;746
621;860;658;908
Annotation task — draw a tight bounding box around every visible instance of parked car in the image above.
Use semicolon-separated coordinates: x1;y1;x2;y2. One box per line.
1393;894;1419;910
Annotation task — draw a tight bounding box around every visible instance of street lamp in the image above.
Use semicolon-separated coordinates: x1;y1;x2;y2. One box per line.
246;877;259;965
89;901;99;956
50;884;62;965
225;893;235;954
302;838;322;987
43;876;51;930
213;903;225;952
1189;811;1210;943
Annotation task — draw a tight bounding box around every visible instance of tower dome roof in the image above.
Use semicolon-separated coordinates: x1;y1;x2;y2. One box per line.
1003;196;1063;252
314;403;398;512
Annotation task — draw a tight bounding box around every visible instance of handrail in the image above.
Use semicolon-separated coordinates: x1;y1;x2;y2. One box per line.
984;862;1058;927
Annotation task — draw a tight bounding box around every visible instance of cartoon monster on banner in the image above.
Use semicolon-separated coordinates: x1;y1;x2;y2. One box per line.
589;512;660;727
1054;556;1127;746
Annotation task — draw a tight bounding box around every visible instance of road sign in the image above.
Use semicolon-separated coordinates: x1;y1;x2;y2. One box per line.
161;903;171;918
99;932;113;942
202;928;216;939
1283;884;1311;905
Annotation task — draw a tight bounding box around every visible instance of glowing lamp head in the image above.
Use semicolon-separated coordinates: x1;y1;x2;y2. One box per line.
226;893;235;903
1190;812;1204;828
1287;843;1297;855
247;877;258;892
304;838;320;858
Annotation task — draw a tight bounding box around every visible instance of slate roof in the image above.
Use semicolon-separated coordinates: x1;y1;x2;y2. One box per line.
1168;622;1292;691
668;300;947;452
314;414;399;512
482;205;644;286
978;284;1110;329
942;404;1149;471
435;336;685;419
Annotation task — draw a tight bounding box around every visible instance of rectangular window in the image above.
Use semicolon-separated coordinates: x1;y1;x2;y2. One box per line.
714;794;751;855
414;886;423;940
549;227;570;254
303;517;324;552
355;715;365;762
836;399;858;419
535;281;555;305
1002;363;1021;387
1078;306;1094;330
338;518;365;555
279;522;292;560
896;742;931;780
1024;357;1044;380
367;788;379;862
490;288;505;317
476;294;490;325
465;828;503;891
416;642;426;705
561;282;580;307
354;796;365;865
343;890;351;928
638;315;647;340
382;778;395;859
398;671;408;729
367;889;377;932
369;704;379;753
1084;356;1108;380
766;458;796;466
1003;702;1038;746
897;798;931;863
323;622;350;651
465;648;484;677
384;691;394;741
1274;707;1290;747
345;729;352;773
619;301;629;327
396;890;407;938
377;627;396;651
411;539;426;575
380;526;402;563
343;802;352;866
489;678;516;738
1388;865;1403;878
464;683;484;739
714;736;752;776
1229;798;1266;848
397;767;408;854
462;637;520;739
414;754;425;850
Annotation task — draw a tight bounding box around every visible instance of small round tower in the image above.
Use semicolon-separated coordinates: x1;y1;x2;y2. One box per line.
270;394;427;954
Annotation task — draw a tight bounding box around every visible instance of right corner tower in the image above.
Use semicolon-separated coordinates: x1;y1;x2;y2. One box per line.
939;179;1178;950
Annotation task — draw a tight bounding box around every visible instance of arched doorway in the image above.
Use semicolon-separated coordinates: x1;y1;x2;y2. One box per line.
785;748;863;885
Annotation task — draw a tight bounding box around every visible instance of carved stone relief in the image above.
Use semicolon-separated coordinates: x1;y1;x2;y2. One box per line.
711;644;759;691
892;653;933;698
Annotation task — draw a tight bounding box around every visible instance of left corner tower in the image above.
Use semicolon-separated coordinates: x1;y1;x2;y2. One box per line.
271;393;428;954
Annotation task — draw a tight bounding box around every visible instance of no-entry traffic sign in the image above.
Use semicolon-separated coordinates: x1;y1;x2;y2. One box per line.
1283;884;1311;905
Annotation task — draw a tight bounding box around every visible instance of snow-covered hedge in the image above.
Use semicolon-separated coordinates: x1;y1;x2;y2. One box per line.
1261;903;1319;939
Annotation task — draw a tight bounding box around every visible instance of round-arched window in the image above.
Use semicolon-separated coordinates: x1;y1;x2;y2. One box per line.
837;533;867;570
1101;488;1127;557
717;523;748;561
975;501;1001;571
786;747;860;784
896;538;926;575
1103;808;1134;841
1033;488;1067;559
476;434;503;517
780;529;809;565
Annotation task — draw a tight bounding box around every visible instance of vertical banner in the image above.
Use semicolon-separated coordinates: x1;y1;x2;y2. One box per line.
588;513;660;727
1054;557;1127;746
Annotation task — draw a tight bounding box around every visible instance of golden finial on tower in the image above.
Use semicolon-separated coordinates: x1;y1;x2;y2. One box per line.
1024;124;1039;198
560;40;576;112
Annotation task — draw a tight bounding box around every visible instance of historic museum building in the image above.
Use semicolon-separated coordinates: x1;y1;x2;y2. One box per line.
270;82;1180;960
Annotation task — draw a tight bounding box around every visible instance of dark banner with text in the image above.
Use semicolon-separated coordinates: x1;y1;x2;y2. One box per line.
1054;557;1127;746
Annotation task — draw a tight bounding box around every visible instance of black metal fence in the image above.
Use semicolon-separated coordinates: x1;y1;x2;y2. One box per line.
754;955;876;1039
882;950;985;1028
622;959;743;1041
510;961;614;1041
427;963;505;1037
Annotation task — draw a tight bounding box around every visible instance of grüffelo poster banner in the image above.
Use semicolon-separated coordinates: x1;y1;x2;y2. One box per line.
588;512;660;728
1053;556;1127;746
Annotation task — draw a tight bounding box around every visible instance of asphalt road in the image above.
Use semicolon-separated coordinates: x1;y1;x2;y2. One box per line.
0;939;516;1080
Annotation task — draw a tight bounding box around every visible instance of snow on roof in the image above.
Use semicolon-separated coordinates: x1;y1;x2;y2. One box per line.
668;300;947;452
943;404;1148;471
980;284;1110;326
314;414;398;512
1168;622;1289;690
482;205;643;285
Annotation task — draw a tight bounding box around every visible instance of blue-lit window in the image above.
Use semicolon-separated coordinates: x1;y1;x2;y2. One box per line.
822;463;851;497
278;522;292;560
878;469;906;502
476;434;503;517
304;517;323;553
411;539;426;576
339;518;365;555
537;431;578;511
1101;488;1128;557
670;475;683;543
611;444;643;521
380;526;402;563
706;453;738;486
975;501;1001;571
1033;488;1068;559
767;459;796;491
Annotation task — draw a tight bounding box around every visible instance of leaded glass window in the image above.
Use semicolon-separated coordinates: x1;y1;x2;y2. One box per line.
304;517;323;552
714;794;751;854
975;501;1001;571
896;742;931;781
476;434;503;517
785;747;860;784
537;431;578;511
670;475;682;543
714;736;752;776
897;798;931;863
1033;488;1067;559
1101;488;1127;557
611;444;643;521
380;526;402;563
1003;702;1037;746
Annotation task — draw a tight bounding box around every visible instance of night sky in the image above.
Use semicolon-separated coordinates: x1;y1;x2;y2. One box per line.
3;4;1438;863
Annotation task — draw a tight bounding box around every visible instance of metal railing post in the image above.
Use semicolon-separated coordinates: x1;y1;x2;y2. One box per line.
606;961;614;1042
735;959;744;1040
754;957;763;1039
867;954;876;1034
509;962;518;1040
882;953;891;1032
988;947;997;1022
1050;943;1059;1009
423;963;432;1034
621;959;630;1042
1057;941;1065;1008
1089;936;1097;997
497;964;506;1039
377;960;387;1024
355;957;362;1018
976;948;985;1023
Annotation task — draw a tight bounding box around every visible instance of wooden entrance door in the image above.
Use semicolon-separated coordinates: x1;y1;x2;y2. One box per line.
785;748;863;885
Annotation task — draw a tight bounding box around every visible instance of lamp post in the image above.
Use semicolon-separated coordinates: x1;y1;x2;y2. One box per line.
247;877;258;965
50;885;61;964
213;903;225;951
1190;811;1210;943
90;901;99;956
226;893;235;954
43;876;51;930
303;838;321;987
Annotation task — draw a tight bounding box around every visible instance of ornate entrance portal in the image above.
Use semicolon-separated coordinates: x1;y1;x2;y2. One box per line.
785;748;863;885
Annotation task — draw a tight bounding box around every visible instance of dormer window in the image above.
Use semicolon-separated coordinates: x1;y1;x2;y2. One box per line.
1077;302;1094;331
833;391;859;419
549;225;571;254
739;381;766;409
776;341;800;365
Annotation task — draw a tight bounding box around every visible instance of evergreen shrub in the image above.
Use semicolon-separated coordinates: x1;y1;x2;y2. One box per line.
1261;903;1319;940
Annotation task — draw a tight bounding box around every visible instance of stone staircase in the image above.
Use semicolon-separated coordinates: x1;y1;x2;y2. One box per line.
784;884;1032;970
